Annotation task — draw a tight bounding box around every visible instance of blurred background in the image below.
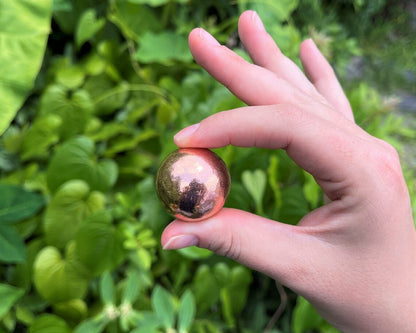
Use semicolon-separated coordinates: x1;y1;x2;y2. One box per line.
0;0;415;332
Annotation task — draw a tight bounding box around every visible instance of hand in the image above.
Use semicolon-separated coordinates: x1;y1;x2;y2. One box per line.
161;11;416;332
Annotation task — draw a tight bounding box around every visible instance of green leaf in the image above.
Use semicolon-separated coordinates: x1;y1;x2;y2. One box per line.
20;114;62;161
191;265;220;315
178;290;196;333
238;0;298;23
0;183;45;224
53;299;88;326
136;31;193;64
292;296;324;333
33;246;88;304
44;180;106;248
75;211;124;276
100;272;115;305
137;177;170;231
0;283;25;319
242;169;267;215
39;85;93;140
178;246;213;260
109;0;161;41
46;136;118;193
121;271;141;305
303;171;322;209
75;9;105;48
0;0;53;135
0;225;26;263
29;313;72;333
151;286;175;330
74;314;109;333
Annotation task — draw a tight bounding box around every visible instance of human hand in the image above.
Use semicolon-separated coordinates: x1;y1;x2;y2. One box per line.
161;11;416;332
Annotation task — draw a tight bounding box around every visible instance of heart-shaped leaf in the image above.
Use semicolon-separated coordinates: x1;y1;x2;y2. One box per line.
46;136;118;193
44;180;106;248
33;246;88;304
74;211;125;277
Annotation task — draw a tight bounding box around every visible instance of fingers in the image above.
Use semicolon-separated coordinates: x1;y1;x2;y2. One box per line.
188;27;306;106
237;11;316;96
174;105;367;199
161;208;328;289
299;39;354;121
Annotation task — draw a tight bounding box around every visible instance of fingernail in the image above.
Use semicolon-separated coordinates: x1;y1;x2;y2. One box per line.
251;11;265;31
198;28;220;45
163;235;199;250
174;123;200;144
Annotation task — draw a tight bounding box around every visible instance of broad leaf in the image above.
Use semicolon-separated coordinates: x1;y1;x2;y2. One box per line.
46;136;118;193
33;246;88;304
74;211;125;276
43;180;106;248
0;225;26;263
0;183;45;224
109;0;161;41
0;283;25;319
136;31;192;64
0;0;53;135
39;85;93;140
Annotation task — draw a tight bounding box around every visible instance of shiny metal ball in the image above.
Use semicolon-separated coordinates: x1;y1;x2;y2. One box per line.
156;148;230;222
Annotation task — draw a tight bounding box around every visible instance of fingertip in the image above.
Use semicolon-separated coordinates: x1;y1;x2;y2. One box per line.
188;27;219;47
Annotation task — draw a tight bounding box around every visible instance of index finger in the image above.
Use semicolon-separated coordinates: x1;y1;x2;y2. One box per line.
174;105;372;201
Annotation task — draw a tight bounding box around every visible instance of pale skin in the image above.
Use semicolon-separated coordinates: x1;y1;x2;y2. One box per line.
161;11;416;332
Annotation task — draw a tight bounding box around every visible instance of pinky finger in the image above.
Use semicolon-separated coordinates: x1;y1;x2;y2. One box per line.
300;39;354;122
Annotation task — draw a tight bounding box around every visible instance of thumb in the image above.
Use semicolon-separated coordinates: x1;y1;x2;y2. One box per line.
161;208;327;290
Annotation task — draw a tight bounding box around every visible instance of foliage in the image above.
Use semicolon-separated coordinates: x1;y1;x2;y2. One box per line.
0;0;414;332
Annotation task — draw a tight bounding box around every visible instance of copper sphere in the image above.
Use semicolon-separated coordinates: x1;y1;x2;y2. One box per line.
156;148;230;222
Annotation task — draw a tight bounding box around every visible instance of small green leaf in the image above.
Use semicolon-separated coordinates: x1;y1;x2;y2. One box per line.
0;225;26;263
121;271;141;305
151;286;175;329
73;313;110;333
292;296;324;333
100;272;115;305
0;183;45;224
29;313;72;333
303;171;322;209
242;169;266;215
108;1;161;41
75;9;105;48
178;246;213;260
178;290;196;333
0;283;25;319
136;31;193;64
21;114;62;161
